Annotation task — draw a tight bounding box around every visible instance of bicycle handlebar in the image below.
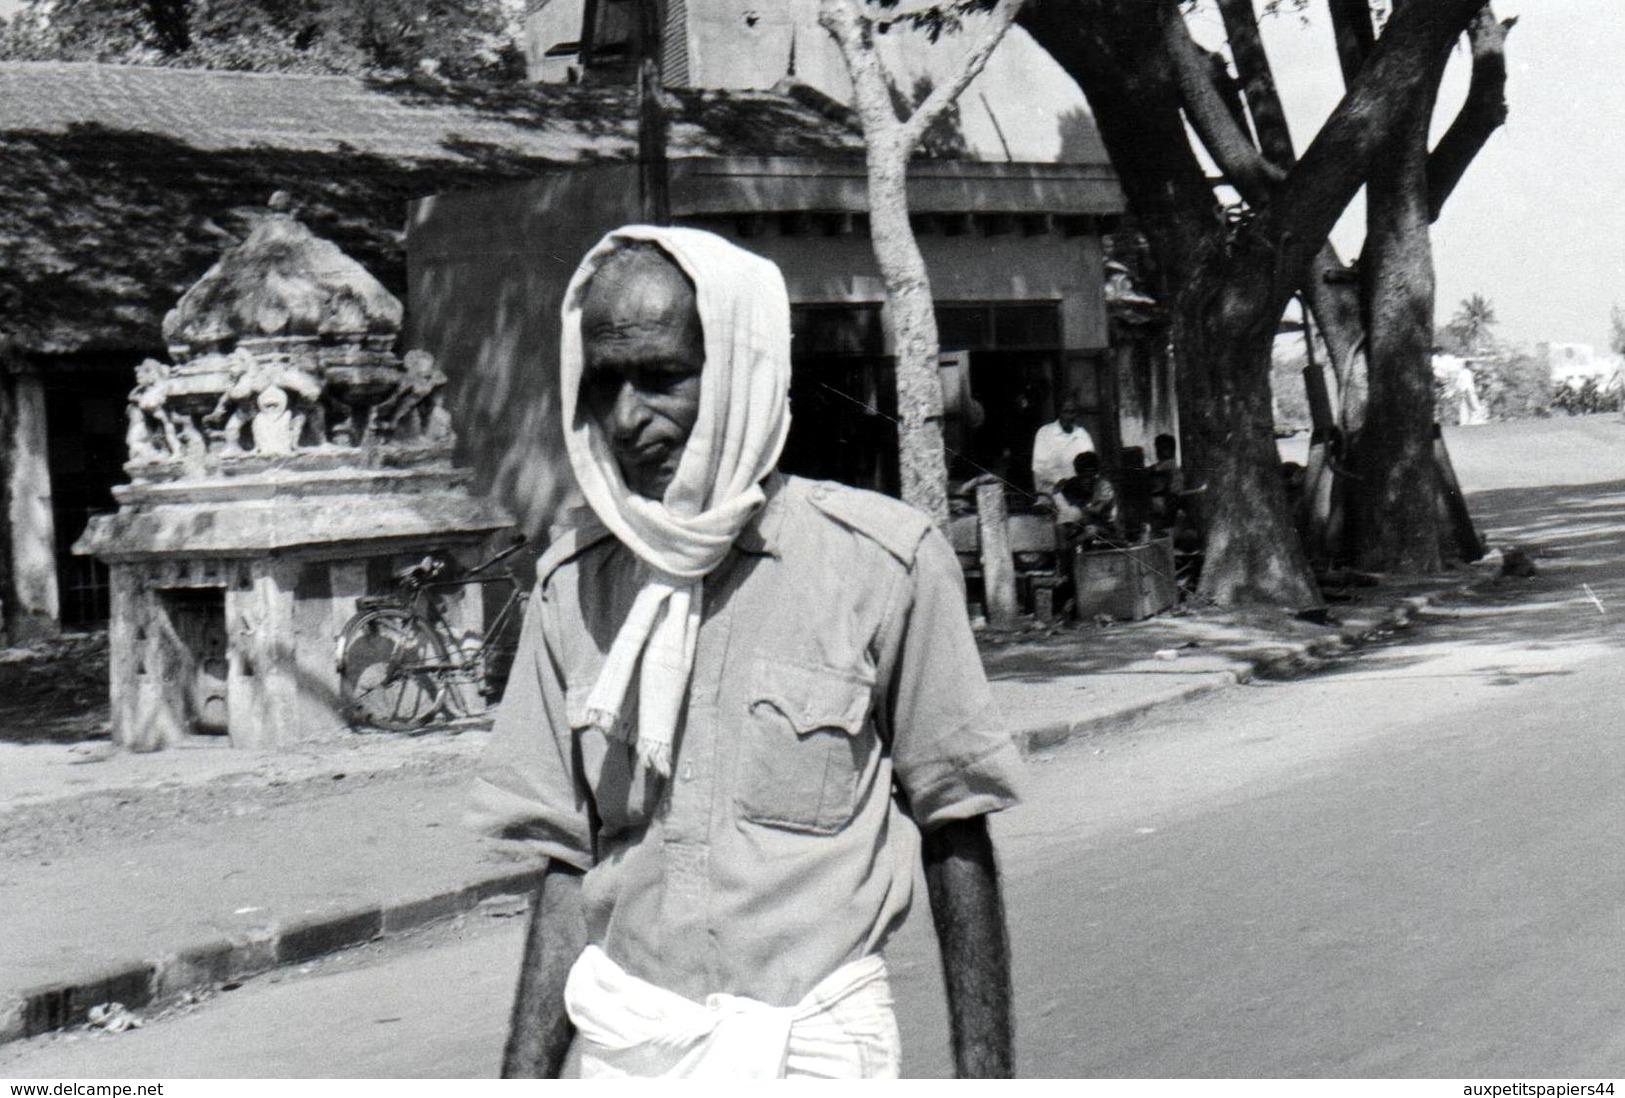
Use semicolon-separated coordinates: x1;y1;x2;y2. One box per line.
462;531;529;579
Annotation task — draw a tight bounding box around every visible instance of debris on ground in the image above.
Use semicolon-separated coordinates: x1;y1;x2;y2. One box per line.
1500;547;1538;578
85;1002;142;1033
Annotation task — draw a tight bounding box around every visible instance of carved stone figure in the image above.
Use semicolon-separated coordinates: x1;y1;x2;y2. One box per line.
205;351;324;454
128;358;180;460
251;386;297;453
373;349;451;444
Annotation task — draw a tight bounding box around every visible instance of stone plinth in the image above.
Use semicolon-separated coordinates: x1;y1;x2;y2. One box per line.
74;196;514;751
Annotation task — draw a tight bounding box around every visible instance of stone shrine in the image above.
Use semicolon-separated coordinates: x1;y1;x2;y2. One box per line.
75;196;513;751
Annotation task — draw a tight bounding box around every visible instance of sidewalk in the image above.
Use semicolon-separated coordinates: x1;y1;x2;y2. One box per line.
0;568;1480;1046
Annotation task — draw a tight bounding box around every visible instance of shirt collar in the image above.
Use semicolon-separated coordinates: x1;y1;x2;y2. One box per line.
734;472;788;558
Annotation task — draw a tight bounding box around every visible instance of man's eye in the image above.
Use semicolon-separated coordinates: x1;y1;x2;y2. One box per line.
583;374;620;403
642;364;697;389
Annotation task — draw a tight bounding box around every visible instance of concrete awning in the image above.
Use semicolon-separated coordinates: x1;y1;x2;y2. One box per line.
669;156;1125;218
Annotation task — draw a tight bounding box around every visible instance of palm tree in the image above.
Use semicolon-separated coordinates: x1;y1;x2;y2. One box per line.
1448;294;1499;355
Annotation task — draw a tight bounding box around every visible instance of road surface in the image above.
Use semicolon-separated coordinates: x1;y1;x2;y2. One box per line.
5;417;1624;1078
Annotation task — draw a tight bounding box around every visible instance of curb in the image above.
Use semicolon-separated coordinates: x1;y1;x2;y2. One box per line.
0;584;1463;1048
1013;586;1450;755
0;868;545;1046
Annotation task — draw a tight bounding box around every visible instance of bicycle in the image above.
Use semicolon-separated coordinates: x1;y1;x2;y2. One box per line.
335;533;530;732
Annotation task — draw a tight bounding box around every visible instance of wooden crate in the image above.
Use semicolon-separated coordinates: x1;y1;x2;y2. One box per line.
1071;536;1179;621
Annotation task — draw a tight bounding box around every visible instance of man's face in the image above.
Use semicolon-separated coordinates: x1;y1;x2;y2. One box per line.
579;248;705;500
1058;403;1080;432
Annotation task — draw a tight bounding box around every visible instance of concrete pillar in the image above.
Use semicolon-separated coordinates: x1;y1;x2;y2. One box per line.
976;481;1019;630
227;559;299;749
107;565;182;752
5;373;60;642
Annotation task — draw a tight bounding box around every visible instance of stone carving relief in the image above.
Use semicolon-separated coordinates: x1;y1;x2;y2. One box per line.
124;197;458;471
125;347;455;463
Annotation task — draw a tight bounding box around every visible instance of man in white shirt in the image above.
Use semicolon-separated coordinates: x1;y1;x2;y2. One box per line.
1029;398;1094;521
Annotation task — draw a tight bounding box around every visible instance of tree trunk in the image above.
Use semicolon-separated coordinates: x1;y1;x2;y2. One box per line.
819;0;1022;527
867;134;951;525
1302;246;1368;433
1176;272;1323;609
1353;65;1445;572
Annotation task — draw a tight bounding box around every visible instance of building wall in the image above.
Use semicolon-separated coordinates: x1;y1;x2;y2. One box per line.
526;0;588;84
407;166;647;542
407;165;1110;541
712;224;1106;352
523;1;1105;164
684;7;1102;164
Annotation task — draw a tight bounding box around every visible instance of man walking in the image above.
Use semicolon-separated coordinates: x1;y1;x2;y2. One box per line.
469;226;1023;1078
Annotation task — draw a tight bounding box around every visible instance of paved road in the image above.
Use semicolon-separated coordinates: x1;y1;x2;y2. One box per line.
6;417;1624;1078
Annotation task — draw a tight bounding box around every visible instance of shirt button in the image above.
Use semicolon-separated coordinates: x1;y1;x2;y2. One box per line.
681;761;696;782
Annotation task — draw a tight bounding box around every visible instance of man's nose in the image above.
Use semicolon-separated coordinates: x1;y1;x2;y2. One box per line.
609;381;652;439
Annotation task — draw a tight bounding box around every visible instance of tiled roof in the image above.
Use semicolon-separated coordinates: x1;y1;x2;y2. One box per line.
0;62;864;356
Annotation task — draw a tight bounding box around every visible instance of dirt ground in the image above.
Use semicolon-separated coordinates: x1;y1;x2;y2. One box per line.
0;630;111;745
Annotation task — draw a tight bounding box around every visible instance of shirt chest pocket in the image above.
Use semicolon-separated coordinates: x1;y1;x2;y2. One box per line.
737;658;877;835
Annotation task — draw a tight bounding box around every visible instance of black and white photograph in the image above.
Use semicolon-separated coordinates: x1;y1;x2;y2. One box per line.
0;0;1619;1084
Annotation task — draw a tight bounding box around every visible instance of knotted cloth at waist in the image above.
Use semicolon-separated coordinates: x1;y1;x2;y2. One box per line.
564;944;895;1078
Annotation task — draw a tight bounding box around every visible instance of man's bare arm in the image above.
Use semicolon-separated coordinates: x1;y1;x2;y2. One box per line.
501;861;586;1078
921;814;1015;1078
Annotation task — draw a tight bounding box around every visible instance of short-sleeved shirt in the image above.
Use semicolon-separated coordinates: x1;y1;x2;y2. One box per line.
1031;421;1095;496
468;474;1023;1008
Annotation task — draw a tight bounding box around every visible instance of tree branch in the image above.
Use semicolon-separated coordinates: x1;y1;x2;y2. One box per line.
1427;7;1514;221
900;0;1025;149
1327;0;1375;87
1161;1;1284;202
1216;0;1295;170
1258;0;1488;314
819;0;910;147
1016;0;1219;277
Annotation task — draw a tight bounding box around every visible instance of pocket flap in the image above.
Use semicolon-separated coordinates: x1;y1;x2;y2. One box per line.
749;658;874;737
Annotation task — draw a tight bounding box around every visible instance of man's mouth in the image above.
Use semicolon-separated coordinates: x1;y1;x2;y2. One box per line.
624;440;672;466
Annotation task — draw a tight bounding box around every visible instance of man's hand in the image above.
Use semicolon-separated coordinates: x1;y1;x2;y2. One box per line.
921;815;1015;1078
502;861;586;1078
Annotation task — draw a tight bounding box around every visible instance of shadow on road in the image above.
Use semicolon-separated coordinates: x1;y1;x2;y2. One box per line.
1307;477;1625;687
984;474;1625;689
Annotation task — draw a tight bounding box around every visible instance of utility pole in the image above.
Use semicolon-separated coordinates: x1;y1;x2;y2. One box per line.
636;0;670;226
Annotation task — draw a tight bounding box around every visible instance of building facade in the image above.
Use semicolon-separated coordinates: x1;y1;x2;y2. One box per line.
407;154;1128;539
524;0;1105;163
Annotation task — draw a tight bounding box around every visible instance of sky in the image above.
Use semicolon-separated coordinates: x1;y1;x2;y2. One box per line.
1240;0;1624;353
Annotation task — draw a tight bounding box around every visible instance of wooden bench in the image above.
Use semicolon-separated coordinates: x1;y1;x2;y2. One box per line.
948;510;1067;623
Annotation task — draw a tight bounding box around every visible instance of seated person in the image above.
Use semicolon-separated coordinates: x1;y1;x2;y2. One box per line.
1057;451;1119;548
1148;433;1182;532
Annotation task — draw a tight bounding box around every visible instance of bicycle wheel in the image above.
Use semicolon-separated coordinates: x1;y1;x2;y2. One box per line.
337;607;448;731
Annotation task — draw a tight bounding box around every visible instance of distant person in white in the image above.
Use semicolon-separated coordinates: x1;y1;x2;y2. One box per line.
1030;398;1095;522
1454;362;1487;426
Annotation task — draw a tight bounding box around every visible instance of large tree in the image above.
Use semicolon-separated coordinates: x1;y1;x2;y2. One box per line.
819;0;1024;525
1018;0;1507;603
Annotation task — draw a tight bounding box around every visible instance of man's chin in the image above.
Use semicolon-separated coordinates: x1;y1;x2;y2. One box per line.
622;466;676;501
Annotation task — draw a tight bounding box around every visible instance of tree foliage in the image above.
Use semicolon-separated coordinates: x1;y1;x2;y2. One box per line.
0;0;526;80
1444;293;1499;355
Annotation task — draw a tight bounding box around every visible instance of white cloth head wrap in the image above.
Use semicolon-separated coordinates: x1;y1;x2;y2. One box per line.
559;225;792;776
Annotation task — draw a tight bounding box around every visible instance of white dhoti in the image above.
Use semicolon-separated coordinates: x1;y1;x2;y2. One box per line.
563;944;901;1078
